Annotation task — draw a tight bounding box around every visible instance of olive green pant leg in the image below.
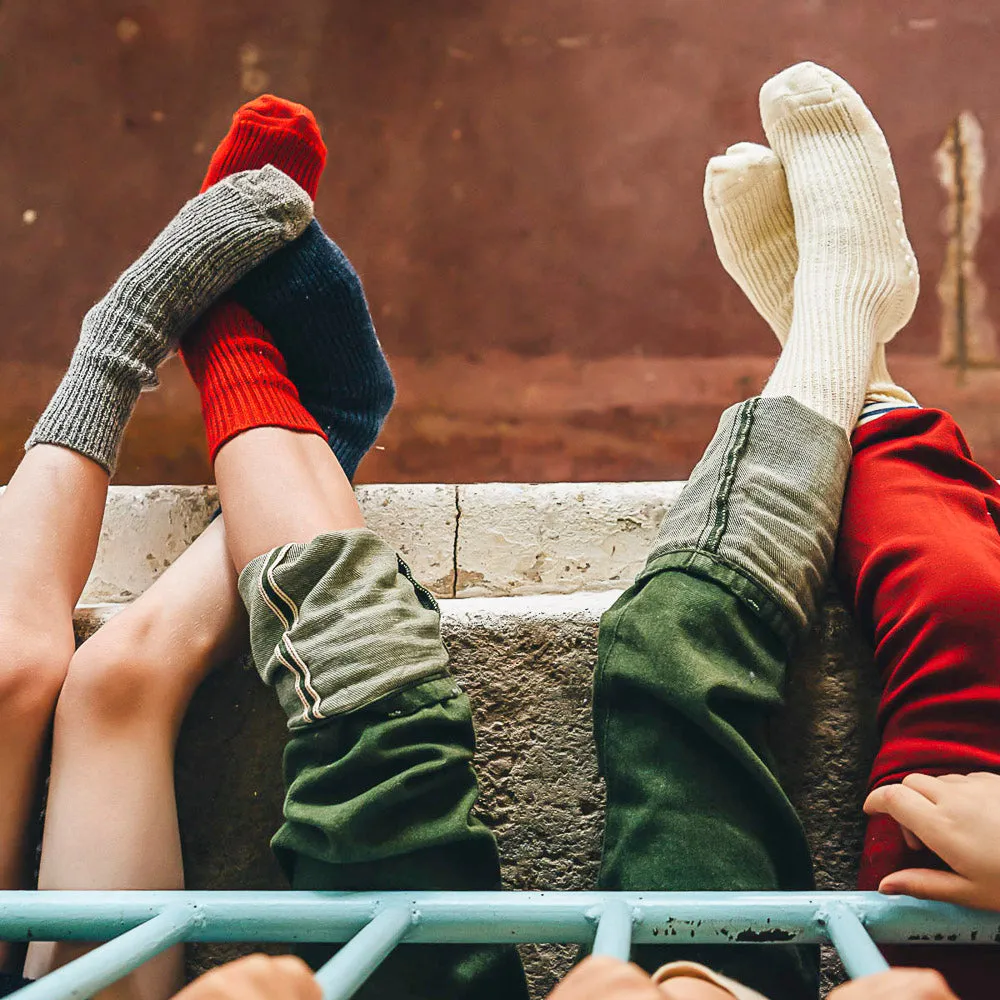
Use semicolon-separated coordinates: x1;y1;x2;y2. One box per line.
239;531;528;1000
595;398;852;1000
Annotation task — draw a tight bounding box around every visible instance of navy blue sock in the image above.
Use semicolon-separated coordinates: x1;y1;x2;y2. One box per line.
232;219;395;481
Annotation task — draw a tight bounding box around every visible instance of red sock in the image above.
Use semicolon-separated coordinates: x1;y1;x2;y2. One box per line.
186;301;322;458
200;94;326;197
182;95;326;458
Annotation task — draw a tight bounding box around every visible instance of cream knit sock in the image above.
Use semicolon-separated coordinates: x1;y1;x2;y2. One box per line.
754;62;919;432
704;141;916;409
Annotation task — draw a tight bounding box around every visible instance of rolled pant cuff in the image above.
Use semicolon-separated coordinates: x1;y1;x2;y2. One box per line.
239;528;451;729
647;396;851;634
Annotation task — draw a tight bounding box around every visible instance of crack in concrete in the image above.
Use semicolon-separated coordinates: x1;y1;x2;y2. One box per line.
451;484;461;598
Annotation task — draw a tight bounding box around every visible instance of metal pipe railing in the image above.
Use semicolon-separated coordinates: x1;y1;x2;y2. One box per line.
2;890;997;1000
314;906;414;1000
11;905;203;1000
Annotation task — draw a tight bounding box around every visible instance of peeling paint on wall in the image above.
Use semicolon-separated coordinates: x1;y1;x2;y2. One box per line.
936;112;996;369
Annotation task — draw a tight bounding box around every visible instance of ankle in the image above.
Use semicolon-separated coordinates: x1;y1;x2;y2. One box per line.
182;301;324;460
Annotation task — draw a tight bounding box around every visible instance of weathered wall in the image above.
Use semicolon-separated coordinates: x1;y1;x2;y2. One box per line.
3;1;1000;484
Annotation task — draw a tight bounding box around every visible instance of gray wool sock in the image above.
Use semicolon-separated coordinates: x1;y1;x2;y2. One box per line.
27;164;313;473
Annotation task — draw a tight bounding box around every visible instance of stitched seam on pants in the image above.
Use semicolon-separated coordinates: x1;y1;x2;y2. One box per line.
267;547;326;725
636;551;796;648
396;554;441;612
704;398;757;554
693;403;745;552
256;545;313;726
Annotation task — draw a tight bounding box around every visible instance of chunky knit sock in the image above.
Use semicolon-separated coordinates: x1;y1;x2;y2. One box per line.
233;220;395;480
181;96;328;460
704;141;917;413
704;141;798;338
755;62;919;432
27;166;313;472
185;300;322;452
201;94;326;198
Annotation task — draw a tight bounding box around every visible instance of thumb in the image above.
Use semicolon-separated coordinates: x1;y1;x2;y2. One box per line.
879;868;976;905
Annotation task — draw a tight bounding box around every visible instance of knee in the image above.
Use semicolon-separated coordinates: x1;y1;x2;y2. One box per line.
0;626;73;729
56;608;180;733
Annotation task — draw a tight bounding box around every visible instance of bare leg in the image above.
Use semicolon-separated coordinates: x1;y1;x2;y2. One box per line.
215;428;363;570
0;445;109;970
24;518;246;1000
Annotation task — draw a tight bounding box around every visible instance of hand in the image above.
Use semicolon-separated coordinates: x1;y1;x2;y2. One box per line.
863;772;1000;909
546;957;731;999
826;969;957;999
173;954;320;1000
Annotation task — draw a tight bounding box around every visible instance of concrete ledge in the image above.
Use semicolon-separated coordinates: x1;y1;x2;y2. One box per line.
455;482;684;597
81;484;459;603
80;482;685;603
72;589;878;996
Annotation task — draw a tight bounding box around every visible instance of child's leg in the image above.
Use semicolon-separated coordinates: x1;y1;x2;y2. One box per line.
836;406;1000;996
22;98;330;1000
596;62;919;1000
595;396;845;1000
178;197;525;995
0;164;305;975
0;446;109;969
212;430;527;1000
23;519;245;999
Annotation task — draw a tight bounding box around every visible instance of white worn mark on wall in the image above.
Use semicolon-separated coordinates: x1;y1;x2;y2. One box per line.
239;43;270;95
936;111;996;368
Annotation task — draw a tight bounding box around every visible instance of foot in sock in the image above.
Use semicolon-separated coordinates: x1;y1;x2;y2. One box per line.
233;220;395;480
704;140;916;408
748;61;919;431
181;97;394;480
201;95;327;197
27;166;313;473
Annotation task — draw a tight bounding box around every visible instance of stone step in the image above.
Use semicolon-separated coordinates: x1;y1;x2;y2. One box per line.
75;588;877;996
76;482;684;603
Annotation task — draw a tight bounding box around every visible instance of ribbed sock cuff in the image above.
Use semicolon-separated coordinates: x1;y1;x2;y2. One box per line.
182;300;324;460
26;350;142;474
203;376;325;460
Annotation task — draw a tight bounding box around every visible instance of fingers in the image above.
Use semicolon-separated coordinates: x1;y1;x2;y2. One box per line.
863;783;942;850
174;954;320;1000
878;868;975;905
657;979;735;999
269;956;322;1000
901;773;945;802
827;968;957;999
899;824;925;851
547;957;662;1000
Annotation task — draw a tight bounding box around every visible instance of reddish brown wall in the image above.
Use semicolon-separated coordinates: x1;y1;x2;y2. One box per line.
2;0;1000;483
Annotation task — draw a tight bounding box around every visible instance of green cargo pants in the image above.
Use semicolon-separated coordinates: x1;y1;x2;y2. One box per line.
238;395;851;1000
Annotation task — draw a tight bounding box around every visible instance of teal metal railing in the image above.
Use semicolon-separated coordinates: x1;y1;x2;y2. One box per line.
2;890;998;1000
